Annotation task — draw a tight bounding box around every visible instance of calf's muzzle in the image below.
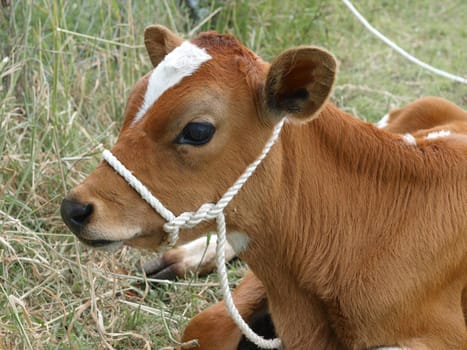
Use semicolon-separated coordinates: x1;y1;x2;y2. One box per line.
60;198;93;236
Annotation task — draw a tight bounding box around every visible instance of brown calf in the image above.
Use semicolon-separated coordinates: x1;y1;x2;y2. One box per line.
181;96;467;349
145;96;467;282
61;25;467;349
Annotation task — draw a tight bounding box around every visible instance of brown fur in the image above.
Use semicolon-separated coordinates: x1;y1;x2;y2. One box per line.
383;96;467;135
182;96;467;349
182;271;268;350
144;25;183;67
62;26;467;349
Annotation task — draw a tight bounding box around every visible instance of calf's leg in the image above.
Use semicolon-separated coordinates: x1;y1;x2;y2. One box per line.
463;286;467;326
181;270;275;350
141;235;236;279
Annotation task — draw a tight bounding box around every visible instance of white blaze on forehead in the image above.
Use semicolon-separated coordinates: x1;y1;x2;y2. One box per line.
425;129;451;140
132;41;212;126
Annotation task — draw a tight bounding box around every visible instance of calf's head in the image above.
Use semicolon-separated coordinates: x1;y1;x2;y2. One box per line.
61;25;336;251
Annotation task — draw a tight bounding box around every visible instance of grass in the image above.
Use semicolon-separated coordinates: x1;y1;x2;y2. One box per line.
0;0;465;348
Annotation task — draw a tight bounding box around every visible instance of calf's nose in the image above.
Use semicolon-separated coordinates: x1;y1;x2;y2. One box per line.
60;198;93;235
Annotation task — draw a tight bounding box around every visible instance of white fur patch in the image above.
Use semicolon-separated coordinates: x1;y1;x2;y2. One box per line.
425;129;451;140
181;235;218;267
132;41;212;125
227;231;250;254
376;113;390;129
402;133;417;145
180;235;236;269
93;221;142;242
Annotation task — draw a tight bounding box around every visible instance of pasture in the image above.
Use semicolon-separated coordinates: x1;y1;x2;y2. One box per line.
0;0;465;349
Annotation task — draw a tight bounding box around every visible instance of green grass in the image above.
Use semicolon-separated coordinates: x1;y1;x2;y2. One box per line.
0;0;465;348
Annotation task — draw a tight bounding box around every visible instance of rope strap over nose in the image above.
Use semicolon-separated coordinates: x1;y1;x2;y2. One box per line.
102;150;176;223
102;118;286;349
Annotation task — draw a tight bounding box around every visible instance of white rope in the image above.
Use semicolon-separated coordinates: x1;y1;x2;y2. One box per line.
102;150;178;246
215;211;282;349
103;118;286;349
342;0;467;84
162;118;287;238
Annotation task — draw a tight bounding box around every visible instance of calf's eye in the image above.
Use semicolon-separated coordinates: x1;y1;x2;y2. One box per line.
174;122;216;146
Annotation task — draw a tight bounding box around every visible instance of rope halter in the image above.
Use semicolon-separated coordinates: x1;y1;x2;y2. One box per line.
102;117;286;349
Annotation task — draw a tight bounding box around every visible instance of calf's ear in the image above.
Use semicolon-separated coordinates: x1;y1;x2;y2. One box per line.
144;25;184;67
264;46;337;122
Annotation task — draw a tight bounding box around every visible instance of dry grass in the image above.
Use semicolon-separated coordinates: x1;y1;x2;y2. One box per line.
1;0;465;349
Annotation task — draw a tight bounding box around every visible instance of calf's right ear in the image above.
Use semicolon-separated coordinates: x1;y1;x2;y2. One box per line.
144;25;184;67
264;46;337;122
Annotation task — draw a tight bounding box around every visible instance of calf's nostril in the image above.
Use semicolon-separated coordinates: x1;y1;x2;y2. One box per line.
71;205;93;224
60;198;93;235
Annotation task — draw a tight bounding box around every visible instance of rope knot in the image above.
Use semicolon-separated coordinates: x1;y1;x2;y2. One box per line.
163;202;219;234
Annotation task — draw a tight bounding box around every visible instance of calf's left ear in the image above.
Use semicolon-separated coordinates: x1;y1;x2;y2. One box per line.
264;46;337;122
144;25;184;67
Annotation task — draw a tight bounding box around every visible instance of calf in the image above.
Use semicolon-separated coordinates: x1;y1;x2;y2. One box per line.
181;96;467;349
61;25;467;349
377;96;467;136
142;96;467;281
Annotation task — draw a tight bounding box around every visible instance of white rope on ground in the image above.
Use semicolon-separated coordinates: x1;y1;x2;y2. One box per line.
341;0;467;84
103;117;286;349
